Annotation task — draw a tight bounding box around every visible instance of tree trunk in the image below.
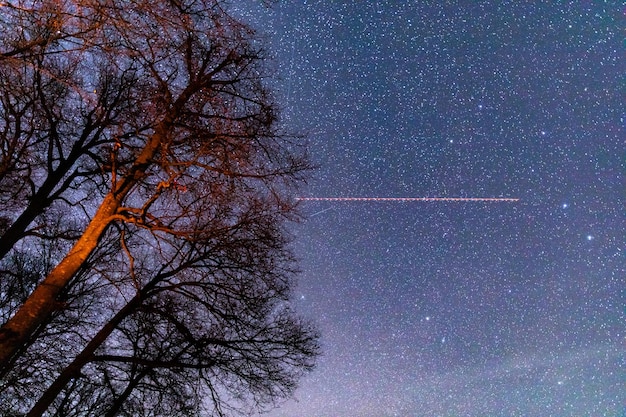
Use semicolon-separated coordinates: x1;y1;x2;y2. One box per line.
0;130;95;261
0;193;120;375
0;120;169;376
26;294;143;417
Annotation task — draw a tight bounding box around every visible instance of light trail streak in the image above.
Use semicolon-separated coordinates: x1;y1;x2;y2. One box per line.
296;197;520;202
309;207;335;217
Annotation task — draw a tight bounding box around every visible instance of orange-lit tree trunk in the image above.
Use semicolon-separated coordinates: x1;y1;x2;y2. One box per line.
1;2;319;415
0;120;170;375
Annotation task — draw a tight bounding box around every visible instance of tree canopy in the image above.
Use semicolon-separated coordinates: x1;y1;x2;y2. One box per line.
0;1;319;415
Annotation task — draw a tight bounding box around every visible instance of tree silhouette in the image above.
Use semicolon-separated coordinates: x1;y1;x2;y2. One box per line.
0;1;318;415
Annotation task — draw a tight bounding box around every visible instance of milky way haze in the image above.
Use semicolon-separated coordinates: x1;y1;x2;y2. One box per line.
235;2;624;416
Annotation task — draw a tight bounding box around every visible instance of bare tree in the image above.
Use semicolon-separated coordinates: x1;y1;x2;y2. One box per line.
0;0;318;415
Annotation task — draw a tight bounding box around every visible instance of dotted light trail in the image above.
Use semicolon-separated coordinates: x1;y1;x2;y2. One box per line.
296;197;520;202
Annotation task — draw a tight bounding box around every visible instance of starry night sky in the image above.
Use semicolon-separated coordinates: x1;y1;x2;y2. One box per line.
237;2;624;416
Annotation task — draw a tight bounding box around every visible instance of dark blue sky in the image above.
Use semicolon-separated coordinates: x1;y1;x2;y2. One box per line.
238;2;624;416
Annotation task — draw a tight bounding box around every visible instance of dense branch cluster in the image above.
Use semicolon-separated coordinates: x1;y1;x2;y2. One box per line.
0;1;318;415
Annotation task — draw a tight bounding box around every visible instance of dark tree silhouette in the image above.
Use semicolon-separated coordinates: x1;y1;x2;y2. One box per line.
0;1;318;415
